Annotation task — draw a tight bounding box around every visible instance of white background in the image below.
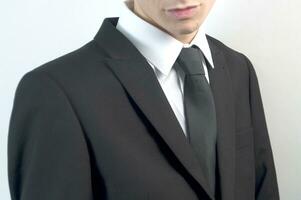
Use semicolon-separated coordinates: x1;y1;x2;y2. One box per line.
1;0;300;199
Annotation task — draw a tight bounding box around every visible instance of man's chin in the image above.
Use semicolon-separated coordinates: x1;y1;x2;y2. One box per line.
172;20;200;33
174;25;199;35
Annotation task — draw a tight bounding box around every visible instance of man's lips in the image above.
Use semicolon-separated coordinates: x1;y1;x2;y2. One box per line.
167;5;198;11
166;5;199;19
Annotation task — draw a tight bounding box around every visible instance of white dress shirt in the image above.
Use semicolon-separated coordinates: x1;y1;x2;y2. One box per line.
116;1;215;137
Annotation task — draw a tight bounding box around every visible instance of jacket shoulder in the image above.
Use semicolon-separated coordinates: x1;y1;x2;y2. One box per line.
30;40;107;76
206;34;255;78
206;34;248;60
18;40;115;103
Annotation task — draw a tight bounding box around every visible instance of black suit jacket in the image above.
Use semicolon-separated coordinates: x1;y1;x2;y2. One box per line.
8;17;279;200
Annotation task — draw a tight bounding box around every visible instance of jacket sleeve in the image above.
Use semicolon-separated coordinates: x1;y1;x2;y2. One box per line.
244;55;280;200
7;70;93;200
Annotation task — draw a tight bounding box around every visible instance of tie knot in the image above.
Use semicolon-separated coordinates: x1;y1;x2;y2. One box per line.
176;45;205;75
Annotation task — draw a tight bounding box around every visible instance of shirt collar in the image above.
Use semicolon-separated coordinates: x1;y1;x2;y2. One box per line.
116;1;214;76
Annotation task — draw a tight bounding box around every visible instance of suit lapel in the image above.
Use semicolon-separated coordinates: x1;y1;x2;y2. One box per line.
108;57;214;199
207;36;236;200
93;17;235;200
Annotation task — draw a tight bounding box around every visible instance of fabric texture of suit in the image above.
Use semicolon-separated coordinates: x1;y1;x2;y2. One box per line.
8;17;279;200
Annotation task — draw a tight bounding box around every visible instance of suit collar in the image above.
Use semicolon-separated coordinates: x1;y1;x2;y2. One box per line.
93;17;236;200
93;17;138;60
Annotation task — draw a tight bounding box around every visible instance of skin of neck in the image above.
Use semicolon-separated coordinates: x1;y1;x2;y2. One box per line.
130;0;198;44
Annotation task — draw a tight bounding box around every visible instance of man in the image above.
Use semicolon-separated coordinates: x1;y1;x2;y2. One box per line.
7;0;279;199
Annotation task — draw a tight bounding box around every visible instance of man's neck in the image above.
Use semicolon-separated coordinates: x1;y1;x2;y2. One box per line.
128;0;197;44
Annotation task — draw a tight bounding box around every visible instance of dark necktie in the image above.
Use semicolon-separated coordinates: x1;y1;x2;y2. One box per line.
175;45;217;195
